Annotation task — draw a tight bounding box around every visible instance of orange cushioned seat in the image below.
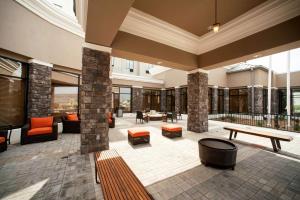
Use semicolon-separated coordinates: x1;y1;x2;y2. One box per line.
67;114;79;121
31;116;53;129
162;124;182;132
0;137;5;143
128;129;150;137
28;127;53;136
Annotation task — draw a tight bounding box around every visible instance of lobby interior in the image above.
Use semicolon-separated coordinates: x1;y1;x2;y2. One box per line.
0;0;300;200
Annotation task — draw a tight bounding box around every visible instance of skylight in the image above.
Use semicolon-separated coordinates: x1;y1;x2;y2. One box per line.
47;0;75;17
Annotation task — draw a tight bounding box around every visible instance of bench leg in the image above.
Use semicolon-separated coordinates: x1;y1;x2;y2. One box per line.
275;139;281;150
270;139;278;152
229;130;233;140
234;131;237;138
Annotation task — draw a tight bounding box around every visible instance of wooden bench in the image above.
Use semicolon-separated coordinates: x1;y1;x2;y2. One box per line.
94;150;153;200
224;127;293;152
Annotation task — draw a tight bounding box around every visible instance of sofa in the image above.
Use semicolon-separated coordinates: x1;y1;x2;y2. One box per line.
0;129;7;152
21;116;58;145
108;112;115;128
62;113;80;133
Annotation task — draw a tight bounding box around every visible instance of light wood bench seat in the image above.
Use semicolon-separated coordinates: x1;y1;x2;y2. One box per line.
224;127;293;152
94;150;153;200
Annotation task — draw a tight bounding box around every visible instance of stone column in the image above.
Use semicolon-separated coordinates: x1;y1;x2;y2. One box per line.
160;89;166;112
27;60;52;118
271;88;278;114
132;86;143;112
247;86;253;113
211;86;218;114
187;70;208;133
254;86;264;114
224;88;229;113
80;46;111;154
175;87;181;113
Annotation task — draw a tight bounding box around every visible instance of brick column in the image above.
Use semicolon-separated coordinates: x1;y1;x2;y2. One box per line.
271;88;278;114
80;47;111;154
27;60;52;118
211;86;218;114
132;86;143;112
224;88;229;113
254;86;264;114
175;87;181;113
187;70;208;133
160;89;166;112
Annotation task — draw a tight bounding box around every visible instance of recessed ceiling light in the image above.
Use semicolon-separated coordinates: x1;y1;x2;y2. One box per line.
253;54;261;58
157;61;162;65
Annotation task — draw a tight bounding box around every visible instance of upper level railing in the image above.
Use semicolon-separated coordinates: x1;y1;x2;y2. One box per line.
209;113;300;133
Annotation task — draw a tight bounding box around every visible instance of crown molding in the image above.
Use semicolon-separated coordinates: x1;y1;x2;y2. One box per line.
14;0;85;38
187;68;209;74
120;8;199;54
111;73;164;84
120;0;300;55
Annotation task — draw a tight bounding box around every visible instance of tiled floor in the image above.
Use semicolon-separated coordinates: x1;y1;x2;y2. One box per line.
0;115;299;200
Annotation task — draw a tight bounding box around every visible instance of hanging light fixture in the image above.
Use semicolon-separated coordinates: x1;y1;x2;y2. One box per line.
210;0;220;33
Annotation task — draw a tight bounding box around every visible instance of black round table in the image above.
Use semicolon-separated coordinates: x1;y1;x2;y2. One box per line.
198;138;237;170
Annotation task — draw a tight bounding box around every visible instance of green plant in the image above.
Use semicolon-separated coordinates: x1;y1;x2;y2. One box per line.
294;119;300;132
229;116;236;122
256;121;263;127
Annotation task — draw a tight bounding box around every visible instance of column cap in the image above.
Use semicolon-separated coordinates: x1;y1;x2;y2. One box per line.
161;88;166;90
212;85;218;88
187;68;209;74
28;59;53;68
132;86;143;88
224;87;229;90
247;85;264;88
83;42;112;53
174;86;181;89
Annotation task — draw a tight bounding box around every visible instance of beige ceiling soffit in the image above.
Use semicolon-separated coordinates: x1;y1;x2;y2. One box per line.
132;86;143;88
197;0;300;54
120;0;300;55
15;0;85;37
187;68;209;74
120;7;199;54
28;59;53;68
83;42;112;53
111;73;164;84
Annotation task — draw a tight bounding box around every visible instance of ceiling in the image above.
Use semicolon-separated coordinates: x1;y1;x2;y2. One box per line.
132;0;267;36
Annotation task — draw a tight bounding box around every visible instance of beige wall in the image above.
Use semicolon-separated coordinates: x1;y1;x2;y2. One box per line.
208;68;227;87
275;71;300;88
0;0;83;69
154;69;187;88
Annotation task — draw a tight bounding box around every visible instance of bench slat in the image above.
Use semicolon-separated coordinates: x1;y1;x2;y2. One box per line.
224;127;292;141
95;150;152;200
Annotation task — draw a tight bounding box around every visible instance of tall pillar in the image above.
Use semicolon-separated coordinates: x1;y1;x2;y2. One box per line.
27;59;53;118
247;86;253;113
254;86;264;114
187;70;208;133
224;88;229;113
271;88;278;114
160;88;166;112
287;51;291;127
211;86;218;114
132;86;143;112
175;87;181;113
80;45;111;154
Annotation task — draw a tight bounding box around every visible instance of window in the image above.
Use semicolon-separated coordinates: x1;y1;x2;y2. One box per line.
229;88;248;113
180;87;187;114
143;89;161;112
166;89;175;112
263;88;268;114
218;89;224;113
112;86;132;112
0;56;27;127
292;89;300;115
278;89;287;114
52;87;78;114
208;88;212;114
127;60;134;72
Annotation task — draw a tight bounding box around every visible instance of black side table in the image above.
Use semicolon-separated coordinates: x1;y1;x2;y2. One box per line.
0;125;13;144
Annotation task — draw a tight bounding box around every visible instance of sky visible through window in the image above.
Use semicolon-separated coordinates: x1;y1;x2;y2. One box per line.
246;48;300;73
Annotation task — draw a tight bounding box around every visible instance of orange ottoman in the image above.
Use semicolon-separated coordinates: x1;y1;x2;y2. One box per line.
162;124;182;138
128;128;150;145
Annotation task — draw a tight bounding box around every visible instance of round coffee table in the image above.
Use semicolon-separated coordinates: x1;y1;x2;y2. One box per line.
198;138;237;170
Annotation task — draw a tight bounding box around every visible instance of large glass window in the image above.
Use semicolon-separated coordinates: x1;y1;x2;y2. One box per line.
0;57;27;127
112;86;132;112
52;87;78;114
143;89;161;112
166;89;175;112
218;89;224;113
208;88;212;114
292;89;300;115
278;89;287;114
229;88;248;113
180;87;187;114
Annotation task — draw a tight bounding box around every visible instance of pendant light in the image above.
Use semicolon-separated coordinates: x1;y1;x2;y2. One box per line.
211;0;220;33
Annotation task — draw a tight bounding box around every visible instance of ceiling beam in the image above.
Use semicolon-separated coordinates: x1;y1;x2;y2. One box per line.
85;0;134;46
111;31;198;71
198;16;300;69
